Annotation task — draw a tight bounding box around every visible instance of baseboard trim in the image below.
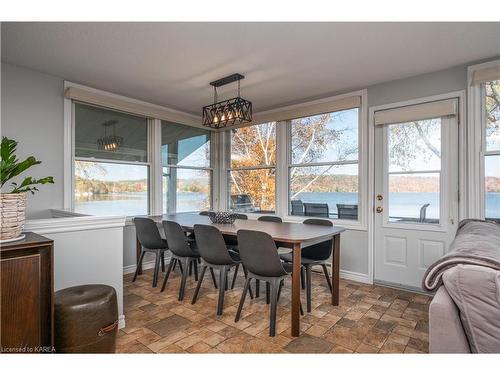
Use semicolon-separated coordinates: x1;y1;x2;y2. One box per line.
118;314;126;329
123;260;157;275
339;270;371;284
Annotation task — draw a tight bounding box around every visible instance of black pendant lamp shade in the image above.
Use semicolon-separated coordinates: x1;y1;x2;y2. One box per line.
202;73;252;129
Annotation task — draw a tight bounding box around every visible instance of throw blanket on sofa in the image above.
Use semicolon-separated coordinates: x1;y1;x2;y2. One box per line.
422;219;500;291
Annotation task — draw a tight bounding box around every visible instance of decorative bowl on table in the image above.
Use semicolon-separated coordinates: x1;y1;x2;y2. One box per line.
207;211;237;224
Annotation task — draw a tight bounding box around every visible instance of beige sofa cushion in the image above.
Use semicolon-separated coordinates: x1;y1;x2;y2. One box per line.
443;265;500;353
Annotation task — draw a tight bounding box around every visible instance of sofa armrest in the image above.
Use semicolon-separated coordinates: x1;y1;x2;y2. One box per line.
429;286;470;353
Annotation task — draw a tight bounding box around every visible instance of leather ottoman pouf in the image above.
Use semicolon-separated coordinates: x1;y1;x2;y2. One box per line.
54;284;118;353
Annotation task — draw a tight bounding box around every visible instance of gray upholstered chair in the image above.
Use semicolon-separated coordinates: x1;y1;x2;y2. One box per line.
257;215;282;223
336;204;358;220
235;229;303;336
133;217;168;287
160;221;215;301
279;218;334;312
192;224;253;315
290;200;304;216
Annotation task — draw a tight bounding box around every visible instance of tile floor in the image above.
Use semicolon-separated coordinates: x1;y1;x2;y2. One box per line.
118;267;430;354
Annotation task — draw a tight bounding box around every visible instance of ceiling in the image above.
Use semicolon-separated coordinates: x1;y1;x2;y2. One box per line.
2;22;500;115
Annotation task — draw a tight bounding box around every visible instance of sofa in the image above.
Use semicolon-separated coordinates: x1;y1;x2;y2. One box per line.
424;219;500;353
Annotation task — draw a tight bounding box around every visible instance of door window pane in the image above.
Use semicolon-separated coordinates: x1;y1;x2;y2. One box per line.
289;164;358;219
75;103;148;163
388;119;441;172
388;173;440;223
230;122;276;168
75;160;148;216
162;167;211;214
485;155;500;220
229;168;275;213
161;121;210;168
291;108;359;164
485;80;500;152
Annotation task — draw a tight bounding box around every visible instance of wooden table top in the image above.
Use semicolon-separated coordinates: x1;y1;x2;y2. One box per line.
142;213;345;244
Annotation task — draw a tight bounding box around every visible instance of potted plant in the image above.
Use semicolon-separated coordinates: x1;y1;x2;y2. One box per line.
1;137;54;241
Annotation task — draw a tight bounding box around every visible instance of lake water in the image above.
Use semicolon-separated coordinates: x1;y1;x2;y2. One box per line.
75;191;500;220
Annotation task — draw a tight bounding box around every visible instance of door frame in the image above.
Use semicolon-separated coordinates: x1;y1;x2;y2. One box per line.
367;90;466;284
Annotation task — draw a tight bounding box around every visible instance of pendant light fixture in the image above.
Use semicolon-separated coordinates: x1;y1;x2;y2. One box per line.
202;73;252;129
97;120;123;151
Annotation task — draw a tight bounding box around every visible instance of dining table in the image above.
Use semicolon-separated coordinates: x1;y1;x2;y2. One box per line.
135;213;345;337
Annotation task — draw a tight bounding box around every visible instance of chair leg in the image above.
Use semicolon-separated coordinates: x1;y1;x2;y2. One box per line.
277;279;283;302
321;263;333;292
217;266;227;315
269;279;279;337
160;257;175;292
193;259;199;281
230;264;240;289
306;265;312;313
235;277;251;322
161;252;165;272
266;282;270;305
209;267;218;289
152;251;161;287
132;251;146;282
189;260;193;276
255;280;260;298
301;267;305;290
242;265;253;299
191;265;207;304
178;259;189;301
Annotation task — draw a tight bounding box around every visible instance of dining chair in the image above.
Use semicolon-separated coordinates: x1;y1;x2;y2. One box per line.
279;218;334;312
290;200;304;216
233;213;248;220
192;224;253;315
133;217;168;287
257;215;282;223
161;221;216;301
235;229;303;336
199;211;210;216
336;204;358;220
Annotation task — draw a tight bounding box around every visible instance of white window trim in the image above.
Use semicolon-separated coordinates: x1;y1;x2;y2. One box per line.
63;81;210;217
467;59;500;220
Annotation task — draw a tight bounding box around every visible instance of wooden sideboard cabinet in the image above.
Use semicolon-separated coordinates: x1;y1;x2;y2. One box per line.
1;232;54;353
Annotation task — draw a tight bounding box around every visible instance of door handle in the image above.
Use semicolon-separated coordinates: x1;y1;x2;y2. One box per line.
376;206;383;213
376;194;383;201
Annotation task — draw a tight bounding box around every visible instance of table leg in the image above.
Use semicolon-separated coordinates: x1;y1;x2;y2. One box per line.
331;234;340;305
291;242;301;337
136;236;143;275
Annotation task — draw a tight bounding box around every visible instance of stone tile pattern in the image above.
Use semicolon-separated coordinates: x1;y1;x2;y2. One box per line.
118;268;430;354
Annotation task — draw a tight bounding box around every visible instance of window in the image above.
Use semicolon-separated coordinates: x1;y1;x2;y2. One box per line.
288;108;359;220
387;119;442;224
74;103;149;215
161;121;212;214
484;79;500;221
229;122;276;213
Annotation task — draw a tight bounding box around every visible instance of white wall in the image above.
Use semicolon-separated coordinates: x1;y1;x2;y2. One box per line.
1;63;65;219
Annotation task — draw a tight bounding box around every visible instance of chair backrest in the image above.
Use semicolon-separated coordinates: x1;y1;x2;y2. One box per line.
162;221;196;257
134;217;165;250
419;203;430;223
258;215;282;223
237;230;288;278
233;213;248;220
336;204;358;220
291;200;304;216
199;211;210;216
304;203;329;218
193;224;234;265
301;218;333;260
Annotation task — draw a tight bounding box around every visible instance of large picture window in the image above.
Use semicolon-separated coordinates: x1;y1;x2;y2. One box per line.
484;79;500;221
161;121;212;214
229;122;276;213
288;108;359;220
74;103;149;215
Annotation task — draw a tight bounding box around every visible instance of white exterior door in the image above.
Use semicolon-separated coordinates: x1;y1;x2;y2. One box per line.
374;100;459;290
